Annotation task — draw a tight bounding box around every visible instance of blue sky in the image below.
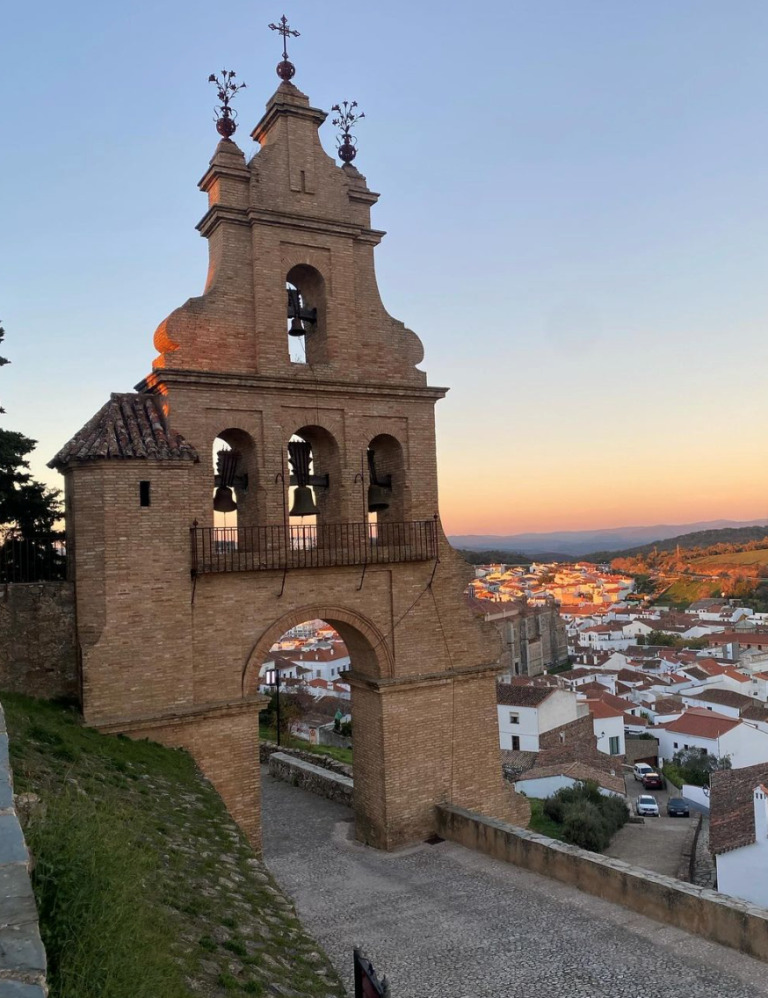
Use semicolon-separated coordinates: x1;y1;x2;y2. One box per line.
3;2;768;532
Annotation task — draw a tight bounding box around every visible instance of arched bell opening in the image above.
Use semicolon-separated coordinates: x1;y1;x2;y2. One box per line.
285;264;327;366
212;429;260;534
285;425;341;529
366;434;407;531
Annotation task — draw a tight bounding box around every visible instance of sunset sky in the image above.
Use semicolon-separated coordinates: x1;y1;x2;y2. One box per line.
4;2;768;535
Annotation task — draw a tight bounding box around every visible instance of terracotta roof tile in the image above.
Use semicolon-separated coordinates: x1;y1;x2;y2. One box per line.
515;762;625;797
658;708;740;739
497;684;556;707
710;764;768;854
49;393;199;468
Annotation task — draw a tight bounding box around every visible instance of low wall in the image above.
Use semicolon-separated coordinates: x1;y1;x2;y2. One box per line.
0;702;47;995
0;581;78;700
268;752;353;808
259;740;352;778
436;803;768;963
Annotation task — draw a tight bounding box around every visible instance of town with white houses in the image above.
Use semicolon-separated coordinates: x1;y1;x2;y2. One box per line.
266;559;768;912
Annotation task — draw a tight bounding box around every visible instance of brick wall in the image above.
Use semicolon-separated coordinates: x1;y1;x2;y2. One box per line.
0;582;78;699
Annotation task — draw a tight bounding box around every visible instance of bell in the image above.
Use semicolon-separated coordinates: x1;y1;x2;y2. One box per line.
288;316;305;337
367;483;390;513
213;486;237;513
289;485;318;517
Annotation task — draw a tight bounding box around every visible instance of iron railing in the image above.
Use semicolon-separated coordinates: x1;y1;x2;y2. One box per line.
0;535;67;583
191;520;437;576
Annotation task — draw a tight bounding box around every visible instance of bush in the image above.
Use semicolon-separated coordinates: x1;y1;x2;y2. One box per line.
561;801;610;852
538;781;629;853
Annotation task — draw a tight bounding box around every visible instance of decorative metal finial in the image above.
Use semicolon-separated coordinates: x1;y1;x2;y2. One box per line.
208;70;247;139
269;14;300;81
331;101;365;163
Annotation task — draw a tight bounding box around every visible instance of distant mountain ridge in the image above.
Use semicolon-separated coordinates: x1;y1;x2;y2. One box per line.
449;519;768;558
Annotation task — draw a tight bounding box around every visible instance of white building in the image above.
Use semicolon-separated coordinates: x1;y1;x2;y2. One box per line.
711;765;768;908
656;709;768;769
496;685;587;752
585;698;626;756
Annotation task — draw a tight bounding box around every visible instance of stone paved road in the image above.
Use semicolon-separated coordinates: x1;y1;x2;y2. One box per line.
261;771;768;998
604;773;691;876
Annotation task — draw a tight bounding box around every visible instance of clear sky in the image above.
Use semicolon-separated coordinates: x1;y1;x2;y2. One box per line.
3;1;768;535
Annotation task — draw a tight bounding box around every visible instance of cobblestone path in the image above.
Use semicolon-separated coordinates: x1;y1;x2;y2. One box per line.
262;771;768;998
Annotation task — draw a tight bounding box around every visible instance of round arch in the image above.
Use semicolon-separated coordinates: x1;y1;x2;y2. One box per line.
241;603;394;695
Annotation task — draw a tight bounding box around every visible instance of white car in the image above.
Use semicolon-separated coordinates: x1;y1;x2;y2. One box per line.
635;794;660;817
633;763;654;782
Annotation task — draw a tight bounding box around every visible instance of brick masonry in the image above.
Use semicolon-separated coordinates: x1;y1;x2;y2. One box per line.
0;582;77;700
52;77;524;851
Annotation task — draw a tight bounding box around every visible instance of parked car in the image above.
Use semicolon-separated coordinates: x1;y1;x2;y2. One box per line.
667;797;690;817
641;771;665;790
633;763;654;782
635;794;660;817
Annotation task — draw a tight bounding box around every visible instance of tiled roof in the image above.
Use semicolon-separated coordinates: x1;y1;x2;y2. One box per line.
515;762;625;797
684;689;753;711
497;684;555;707
586;699;624;720
710;764;768;855
49;393;199;468
658;708;740;739
652;696;684;715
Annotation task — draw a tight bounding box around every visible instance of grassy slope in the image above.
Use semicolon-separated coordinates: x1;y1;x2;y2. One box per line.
690;548;768;572
4;693;344;998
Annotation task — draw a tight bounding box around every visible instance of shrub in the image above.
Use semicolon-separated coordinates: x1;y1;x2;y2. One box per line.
539;781;629;852
561;801;610;852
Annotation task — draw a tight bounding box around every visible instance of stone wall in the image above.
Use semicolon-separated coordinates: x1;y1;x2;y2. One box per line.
268;752;353;807
259;740;352;778
436;803;768;963
0;582;78;700
0;702;47;995
624;736;659;766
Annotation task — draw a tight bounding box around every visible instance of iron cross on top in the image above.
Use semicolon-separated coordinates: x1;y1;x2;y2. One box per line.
269;14;300;60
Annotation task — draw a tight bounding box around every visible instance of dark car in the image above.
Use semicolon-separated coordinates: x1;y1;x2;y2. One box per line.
667;797;690;817
641;771;665;790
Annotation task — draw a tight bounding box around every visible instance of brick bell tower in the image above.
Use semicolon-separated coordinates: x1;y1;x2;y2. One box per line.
51;37;517;849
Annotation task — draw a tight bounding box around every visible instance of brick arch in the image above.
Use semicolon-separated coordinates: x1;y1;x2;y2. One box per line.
241;603;394;695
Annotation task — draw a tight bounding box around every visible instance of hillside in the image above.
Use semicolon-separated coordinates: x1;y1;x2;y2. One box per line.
690;548;768;574
3;693;344;998
450;518;768;557
592;525;768;562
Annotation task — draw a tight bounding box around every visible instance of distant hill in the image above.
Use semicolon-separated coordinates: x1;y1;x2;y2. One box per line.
449;519;768;559
455;549;533;566
590;524;768;562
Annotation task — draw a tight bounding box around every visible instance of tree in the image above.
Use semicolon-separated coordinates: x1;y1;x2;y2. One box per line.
670;748;731;787
0;322;62;540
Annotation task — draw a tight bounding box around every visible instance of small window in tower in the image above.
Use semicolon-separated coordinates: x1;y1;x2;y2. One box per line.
139;481;151;507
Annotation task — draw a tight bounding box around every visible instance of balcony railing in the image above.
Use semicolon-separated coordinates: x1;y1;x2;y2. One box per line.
191;520;437;575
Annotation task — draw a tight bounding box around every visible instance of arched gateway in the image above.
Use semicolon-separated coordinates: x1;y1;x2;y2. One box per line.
48;53;517;850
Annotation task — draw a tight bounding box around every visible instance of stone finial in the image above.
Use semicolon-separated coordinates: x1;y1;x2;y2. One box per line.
331;101;365;163
208;69;247;139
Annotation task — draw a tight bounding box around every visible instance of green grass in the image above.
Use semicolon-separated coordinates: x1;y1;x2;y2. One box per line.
527;798;565;840
691;547;768;572
259;724;353;766
5;693;344;998
653;577;722;608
